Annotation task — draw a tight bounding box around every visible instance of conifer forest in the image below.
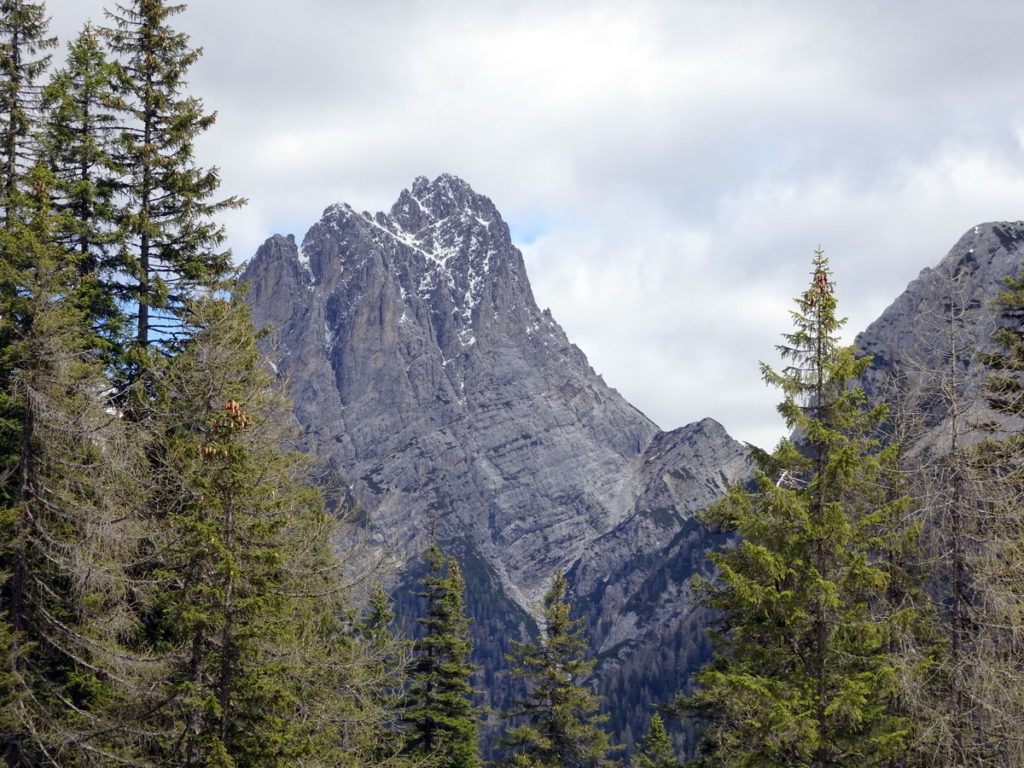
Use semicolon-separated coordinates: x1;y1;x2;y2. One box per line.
3;2;1024;766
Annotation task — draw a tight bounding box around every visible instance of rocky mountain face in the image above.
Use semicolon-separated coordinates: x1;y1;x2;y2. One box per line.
856;221;1024;448
240;174;749;736
240;166;1024;749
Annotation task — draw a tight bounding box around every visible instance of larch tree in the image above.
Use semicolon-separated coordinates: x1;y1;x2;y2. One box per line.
403;544;481;768
360;583;411;767
955;266;1024;765
869;270;985;767
500;569;617;768
680;250;916;767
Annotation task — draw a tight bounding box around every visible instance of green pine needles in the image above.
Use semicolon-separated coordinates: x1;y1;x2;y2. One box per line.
631;714;679;768
404;544;481;768
0;4;403;766
500;569;618;768
681;250;917;767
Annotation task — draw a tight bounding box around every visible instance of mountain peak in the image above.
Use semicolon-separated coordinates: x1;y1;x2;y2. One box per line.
239;176;749;746
392;173;500;232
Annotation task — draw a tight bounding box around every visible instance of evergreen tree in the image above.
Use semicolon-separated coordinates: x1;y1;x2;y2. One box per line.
0;167;147;766
102;0;243;358
40;23;126;357
631;714;678;768
363;583;397;644
403;544;481;768
500;569;617;768
0;0;54;509
135;293;394;767
362;581;409;680
0;0;55;221
360;583;411;766
680;251;914;767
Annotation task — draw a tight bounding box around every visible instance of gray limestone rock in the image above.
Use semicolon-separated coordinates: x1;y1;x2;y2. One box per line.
240;175;1019;749
856;221;1024;449
240;174;750;732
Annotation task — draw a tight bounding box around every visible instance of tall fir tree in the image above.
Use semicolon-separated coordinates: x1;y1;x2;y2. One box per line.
680;251;915;767
0;0;54;510
403;544;481;768
40;23;126;358
500;569;617;768
0;0;55;222
102;0;243;360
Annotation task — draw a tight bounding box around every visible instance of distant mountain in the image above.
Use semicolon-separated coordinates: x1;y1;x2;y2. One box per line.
856;221;1024;448
241;171;1024;753
240;174;750;744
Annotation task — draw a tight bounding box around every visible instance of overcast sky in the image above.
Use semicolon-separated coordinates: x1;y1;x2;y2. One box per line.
45;0;1024;448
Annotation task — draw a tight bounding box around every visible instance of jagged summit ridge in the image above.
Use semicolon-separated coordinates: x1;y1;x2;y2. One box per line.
241;174;747;609
392;173;502;229
287;174;529;353
241;207;1024;743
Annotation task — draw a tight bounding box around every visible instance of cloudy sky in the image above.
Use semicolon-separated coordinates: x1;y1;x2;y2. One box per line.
46;0;1024;448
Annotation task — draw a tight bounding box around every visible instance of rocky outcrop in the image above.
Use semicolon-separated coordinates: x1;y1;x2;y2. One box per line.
856;221;1024;449
241;174;750;729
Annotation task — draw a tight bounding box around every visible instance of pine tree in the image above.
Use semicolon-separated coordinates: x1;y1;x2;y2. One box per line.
680;250;914;767
403;544;481;768
134;293;394;766
0;0;55;222
631;714;678;768
500;569;617;768
102;0;243;359
40;23;126;357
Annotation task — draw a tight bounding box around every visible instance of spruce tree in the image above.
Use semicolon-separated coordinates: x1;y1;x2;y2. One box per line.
403;544;481;768
500;569;617;768
0;0;54;508
135;293;393;767
680;250;914;767
631;714;678;768
40;23;126;357
0;0;55;221
102;0;243;358
0;167;147;766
